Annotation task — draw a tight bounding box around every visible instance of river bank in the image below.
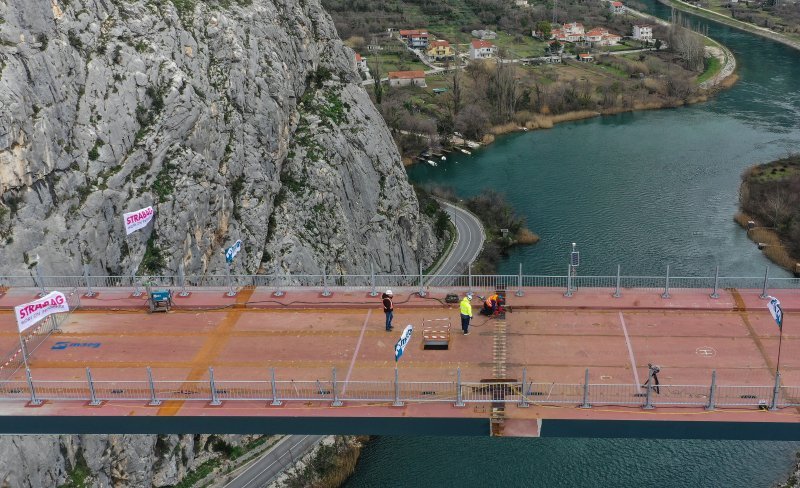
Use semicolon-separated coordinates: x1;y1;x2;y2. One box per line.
268;436;365;488
656;0;800;52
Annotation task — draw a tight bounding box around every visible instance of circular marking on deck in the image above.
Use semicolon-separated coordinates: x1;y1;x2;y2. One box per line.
696;346;716;357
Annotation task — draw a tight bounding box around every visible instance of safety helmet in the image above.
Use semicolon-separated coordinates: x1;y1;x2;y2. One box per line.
385;289;393;296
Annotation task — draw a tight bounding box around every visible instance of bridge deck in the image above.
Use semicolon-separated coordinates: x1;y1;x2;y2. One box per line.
0;286;799;437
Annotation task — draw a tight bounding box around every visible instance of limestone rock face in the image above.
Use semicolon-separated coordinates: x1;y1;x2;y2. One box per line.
0;434;257;487
0;0;439;277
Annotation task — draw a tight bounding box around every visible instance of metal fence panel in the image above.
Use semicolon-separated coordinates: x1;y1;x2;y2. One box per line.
92;381;152;401
650;384;710;407
715;385;772;407
588;384;645;406
274;380;334;402
524;382;584;405
0;381;32;401
214;381;271;401
151;381;212;401
340;381;394;402
33;381;92;401
400;381;457;403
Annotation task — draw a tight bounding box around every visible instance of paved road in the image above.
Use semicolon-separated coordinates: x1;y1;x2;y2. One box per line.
427;199;485;286
224;435;325;488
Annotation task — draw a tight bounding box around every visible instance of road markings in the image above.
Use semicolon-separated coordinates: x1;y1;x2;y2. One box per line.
696;346;716;357
618;312;641;391
342;309;372;393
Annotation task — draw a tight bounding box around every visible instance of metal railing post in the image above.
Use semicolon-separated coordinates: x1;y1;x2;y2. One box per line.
710;265;720;299
131;270;143;297
705;369;716;411
83;264;95;297
468;265;473;295
581;368;591;409
178;263;189;297
393;367;403;407
209;367;222;406
369;262;378;297
273;263;284;298
147;366;161;406
34;264;46;297
770;371;781;411
564;264;573;297
270;368;282;406
613;265;621;298
454;367;465;407
643;377;655;410
25;368;42;406
321;268;331;297
224;262;236;297
331;367;343;406
760;266;769;299
86;367;101;406
519;367;530;407
516;263;524;297
661;265;671;299
418;263;426;297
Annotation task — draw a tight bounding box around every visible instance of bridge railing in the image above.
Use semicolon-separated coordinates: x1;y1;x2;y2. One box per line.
3;367;797;412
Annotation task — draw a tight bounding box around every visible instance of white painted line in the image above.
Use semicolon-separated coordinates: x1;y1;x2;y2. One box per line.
618;312;642;391
342;309;372;393
239;435;313;488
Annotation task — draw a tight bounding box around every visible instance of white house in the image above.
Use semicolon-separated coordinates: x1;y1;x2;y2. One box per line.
610;1;625;14
633;24;654;41
354;53;368;72
469;39;497;59
388;70;426;87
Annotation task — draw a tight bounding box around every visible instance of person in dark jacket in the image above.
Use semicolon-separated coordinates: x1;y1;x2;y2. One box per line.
382;290;394;331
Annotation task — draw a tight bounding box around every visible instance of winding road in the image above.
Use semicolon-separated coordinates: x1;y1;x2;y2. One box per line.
224;435;325;488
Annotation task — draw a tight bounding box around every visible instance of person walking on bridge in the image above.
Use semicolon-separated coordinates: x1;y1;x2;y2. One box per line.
382;290;394;331
460;293;473;335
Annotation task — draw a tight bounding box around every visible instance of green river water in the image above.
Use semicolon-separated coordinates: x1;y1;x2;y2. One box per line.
343;1;800;487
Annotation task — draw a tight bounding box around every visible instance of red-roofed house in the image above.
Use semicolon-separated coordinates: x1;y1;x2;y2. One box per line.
354;53;368;71
388;70;427;87
469;39;497;60
602;32;622;45
398;29;429;48
561;22;585;42
610;1;625;14
427;40;455;61
585;27;608;43
578;53;595;62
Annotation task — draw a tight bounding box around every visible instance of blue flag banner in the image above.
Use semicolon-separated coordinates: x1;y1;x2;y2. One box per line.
395;325;413;362
767;296;783;330
225;240;243;264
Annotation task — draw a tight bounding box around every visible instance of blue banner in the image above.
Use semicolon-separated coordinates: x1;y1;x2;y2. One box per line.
225;239;243;264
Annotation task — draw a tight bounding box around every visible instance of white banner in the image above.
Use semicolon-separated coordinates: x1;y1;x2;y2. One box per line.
394;324;413;362
767;296;783;330
14;291;70;333
123;206;155;235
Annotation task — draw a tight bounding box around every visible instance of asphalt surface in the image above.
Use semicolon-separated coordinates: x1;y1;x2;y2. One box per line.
224;435;325;488
427;199;485;286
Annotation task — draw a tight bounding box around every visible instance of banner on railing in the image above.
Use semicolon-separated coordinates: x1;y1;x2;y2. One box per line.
124;206;154;235
395;324;413;362
225;239;243;264
14;291;69;333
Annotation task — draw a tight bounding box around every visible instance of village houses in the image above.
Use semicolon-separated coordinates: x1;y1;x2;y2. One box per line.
549;23;621;46
427;40;455;61
398;29;429;48
469;39;497;60
633;24;654;42
610;1;626;14
354;53;368;72
388;70;427;87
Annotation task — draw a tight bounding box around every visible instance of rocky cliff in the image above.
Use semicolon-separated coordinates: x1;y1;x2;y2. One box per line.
0;433;263;487
0;0;439;277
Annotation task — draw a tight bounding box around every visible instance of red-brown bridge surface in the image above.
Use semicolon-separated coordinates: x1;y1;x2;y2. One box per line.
1;285;799;438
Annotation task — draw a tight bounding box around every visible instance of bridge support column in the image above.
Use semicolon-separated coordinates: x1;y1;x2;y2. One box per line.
770;371;781;411
661;265;671;299
518;368;530;408
760;265;769;299
418;263;426;297
86;367;101;406
273;263;284;298
369;262;378;297
705;369;716;411
392;367;403;407
322;268;331;297
612;265;621;298
83;264;95;298
270;368;282;406
25;368;42;406
209;367;222;406
581;368;591;409
331;367;343;407
515;263;524;297
710;265;720;299
147;366;161;406
454;367;465;408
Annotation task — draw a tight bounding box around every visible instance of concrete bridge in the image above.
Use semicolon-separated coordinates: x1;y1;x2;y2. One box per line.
1;281;800;439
